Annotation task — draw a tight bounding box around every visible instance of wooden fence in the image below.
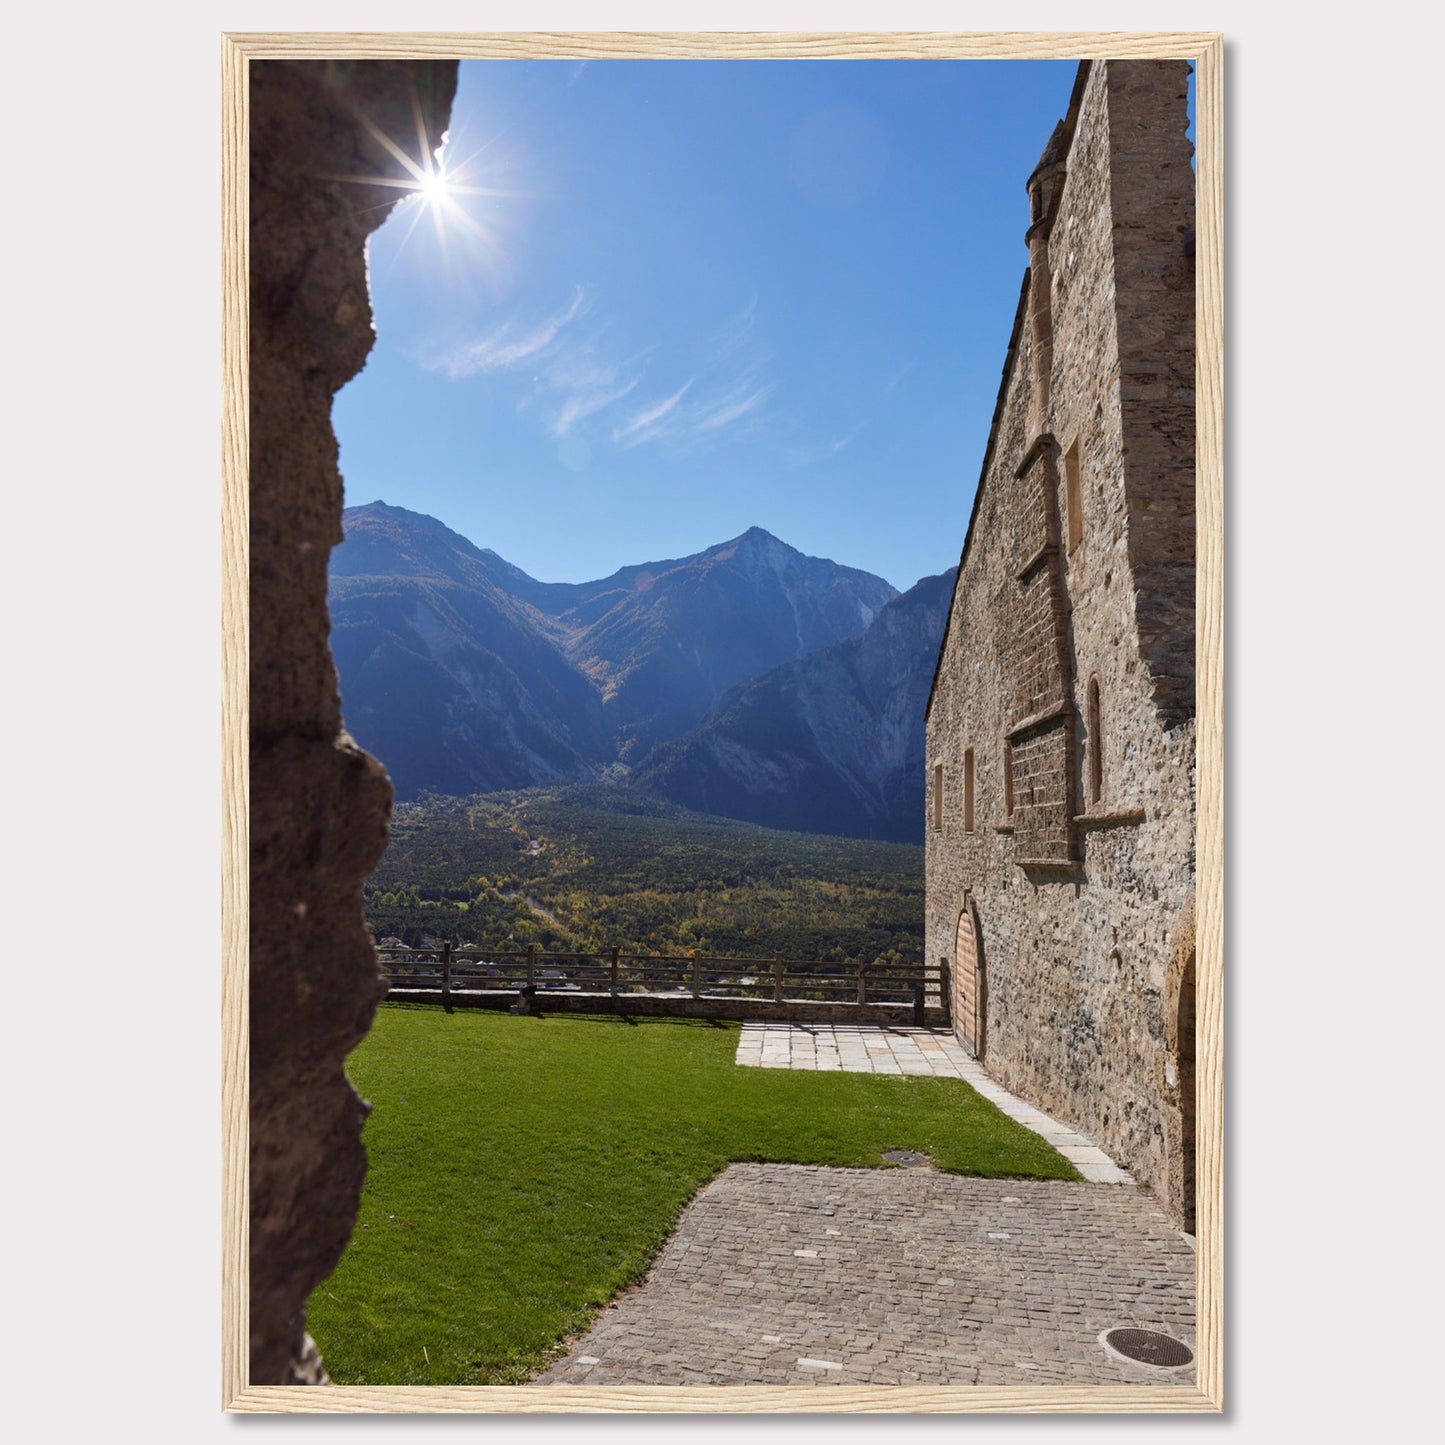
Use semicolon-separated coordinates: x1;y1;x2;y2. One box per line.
378;943;951;1026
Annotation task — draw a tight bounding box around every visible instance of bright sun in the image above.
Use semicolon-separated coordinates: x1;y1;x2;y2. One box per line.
338;116;521;276
416;168;451;204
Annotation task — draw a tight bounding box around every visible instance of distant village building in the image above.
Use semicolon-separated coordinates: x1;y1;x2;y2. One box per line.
925;60;1197;1228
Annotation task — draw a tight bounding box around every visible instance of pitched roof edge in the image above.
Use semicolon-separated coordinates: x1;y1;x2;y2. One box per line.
923;59;1093;726
924;267;1032;722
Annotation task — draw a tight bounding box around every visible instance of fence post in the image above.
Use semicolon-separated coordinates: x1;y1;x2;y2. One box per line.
442;940;453;1014
856;959;866;1007
691;954;701;1000
527;943;537;990
610;945;620;998
773;953;784;1005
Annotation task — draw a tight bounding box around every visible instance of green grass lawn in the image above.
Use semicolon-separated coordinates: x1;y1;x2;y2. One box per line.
306;1005;1079;1385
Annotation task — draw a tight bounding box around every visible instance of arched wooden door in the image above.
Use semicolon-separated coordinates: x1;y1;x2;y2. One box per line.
954;905;983;1056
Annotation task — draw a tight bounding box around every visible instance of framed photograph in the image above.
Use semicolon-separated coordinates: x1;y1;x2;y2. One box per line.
222;29;1222;1414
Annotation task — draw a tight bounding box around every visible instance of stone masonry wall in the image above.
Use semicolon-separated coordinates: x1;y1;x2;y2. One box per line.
1107;64;1197;728
925;61;1196;1226
249;58;458;1385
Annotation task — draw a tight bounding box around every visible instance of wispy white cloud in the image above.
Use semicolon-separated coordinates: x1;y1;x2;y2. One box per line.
786;361;909;467
555;377;638;436
880;363;913;397
543;342;654;436
787;420;865;468
686;299;773;438
614;379;695;446
707;295;759;364
415;290;776;451
697;383;771;433
424;288;586;378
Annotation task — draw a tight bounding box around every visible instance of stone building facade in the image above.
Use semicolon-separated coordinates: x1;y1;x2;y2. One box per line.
924;60;1196;1228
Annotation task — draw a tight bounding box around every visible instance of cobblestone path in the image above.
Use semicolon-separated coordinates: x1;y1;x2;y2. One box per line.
538;1164;1196;1387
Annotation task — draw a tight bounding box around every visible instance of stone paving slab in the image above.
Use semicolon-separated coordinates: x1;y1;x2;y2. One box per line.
538;1164;1196;1387
735;1024;1133;1184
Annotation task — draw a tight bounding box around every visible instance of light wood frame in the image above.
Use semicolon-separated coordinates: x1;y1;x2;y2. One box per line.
222;29;1223;1414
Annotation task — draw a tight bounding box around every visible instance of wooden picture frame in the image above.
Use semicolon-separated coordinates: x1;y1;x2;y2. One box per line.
222;29;1222;1413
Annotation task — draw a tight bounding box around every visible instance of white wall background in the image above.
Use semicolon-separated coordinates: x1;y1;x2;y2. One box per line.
3;1;1434;1438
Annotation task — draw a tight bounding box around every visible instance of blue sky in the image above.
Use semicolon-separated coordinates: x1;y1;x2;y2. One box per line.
334;58;1085;592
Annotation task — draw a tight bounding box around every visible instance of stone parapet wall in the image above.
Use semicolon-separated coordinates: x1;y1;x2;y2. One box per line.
926;60;1196;1226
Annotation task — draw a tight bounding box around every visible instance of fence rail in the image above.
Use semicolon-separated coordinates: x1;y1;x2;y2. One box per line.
377;942;950;1023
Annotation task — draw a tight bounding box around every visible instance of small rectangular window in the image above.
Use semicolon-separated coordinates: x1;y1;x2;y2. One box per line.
1087;678;1103;804
933;764;943;830
964;748;975;832
1003;741;1014;817
1064;439;1083;552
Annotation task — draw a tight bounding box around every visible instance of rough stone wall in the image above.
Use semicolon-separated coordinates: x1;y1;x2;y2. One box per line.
925;60;1196;1226
249;58;458;1385
1006;435;1079;867
1106;64;1197;728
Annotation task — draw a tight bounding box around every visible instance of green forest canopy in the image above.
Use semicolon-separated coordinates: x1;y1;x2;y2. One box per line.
366;785;925;965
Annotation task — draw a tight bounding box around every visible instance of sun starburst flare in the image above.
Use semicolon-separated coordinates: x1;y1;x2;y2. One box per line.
324;92;532;292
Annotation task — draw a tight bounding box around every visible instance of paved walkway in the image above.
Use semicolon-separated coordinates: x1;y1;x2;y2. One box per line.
735;1024;1131;1183
538;1164;1196;1387
536;1027;1192;1387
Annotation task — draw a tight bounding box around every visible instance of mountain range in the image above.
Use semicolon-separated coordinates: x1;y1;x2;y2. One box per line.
634;568;956;841
329;501;952;841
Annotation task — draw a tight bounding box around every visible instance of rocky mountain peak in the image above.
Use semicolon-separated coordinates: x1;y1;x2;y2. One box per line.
328;503;941;835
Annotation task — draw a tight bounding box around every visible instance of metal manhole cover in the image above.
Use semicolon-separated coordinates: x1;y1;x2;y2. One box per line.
1102;1328;1194;1368
882;1149;931;1168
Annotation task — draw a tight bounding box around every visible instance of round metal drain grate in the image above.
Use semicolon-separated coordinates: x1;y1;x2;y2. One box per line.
1103;1329;1193;1368
882;1149;931;1168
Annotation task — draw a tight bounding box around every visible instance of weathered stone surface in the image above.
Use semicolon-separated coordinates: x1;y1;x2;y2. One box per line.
925;61;1196;1227
248;58;458;1386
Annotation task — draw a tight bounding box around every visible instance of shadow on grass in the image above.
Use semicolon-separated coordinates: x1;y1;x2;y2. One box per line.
536;1011;732;1030
379;1000;732;1029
